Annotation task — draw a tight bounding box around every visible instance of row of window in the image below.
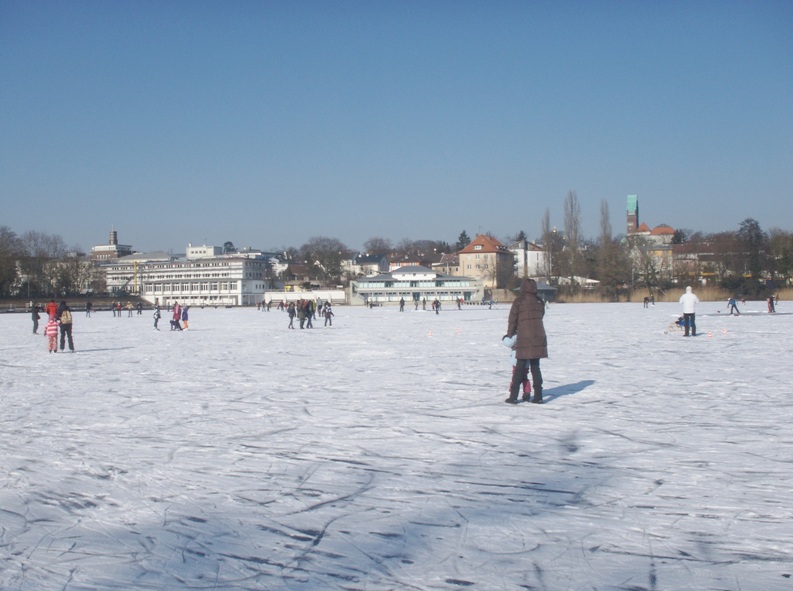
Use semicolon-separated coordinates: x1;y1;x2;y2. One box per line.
363;281;471;288
143;282;240;293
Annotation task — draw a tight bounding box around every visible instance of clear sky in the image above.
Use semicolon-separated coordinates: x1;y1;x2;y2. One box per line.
2;0;792;254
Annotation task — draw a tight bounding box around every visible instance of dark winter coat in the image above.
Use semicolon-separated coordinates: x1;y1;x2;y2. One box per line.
507;278;548;360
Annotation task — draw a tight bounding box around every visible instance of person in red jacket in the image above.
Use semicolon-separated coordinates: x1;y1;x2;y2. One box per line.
45;299;58;320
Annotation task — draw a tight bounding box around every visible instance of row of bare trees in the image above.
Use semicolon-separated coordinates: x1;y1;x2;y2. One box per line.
0;226;105;299
538;193;793;298
4;211;792;300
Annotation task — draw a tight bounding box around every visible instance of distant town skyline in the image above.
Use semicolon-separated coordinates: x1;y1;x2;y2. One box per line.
2;1;791;253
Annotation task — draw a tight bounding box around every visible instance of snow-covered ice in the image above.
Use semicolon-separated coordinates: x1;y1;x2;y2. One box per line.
1;301;791;590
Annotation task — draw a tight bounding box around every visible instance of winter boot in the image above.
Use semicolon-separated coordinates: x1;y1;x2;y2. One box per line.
531;386;543;404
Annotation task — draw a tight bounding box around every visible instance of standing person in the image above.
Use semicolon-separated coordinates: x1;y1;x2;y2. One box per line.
31;304;41;334
727;297;740;316
768;295;776;313
85;301;92;317
44;315;59;352
297;300;307;329
505;278;547;404
45;299;58;320
153;305;161;330
399;297;405;312
679;286;700;337
287;302;296;329
57;301;75;352
181;305;189;330
171;301;181;331
323;303;334;326
136;301;143;315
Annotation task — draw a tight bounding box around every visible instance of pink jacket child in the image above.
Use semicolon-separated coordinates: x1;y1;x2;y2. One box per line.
44;318;59;352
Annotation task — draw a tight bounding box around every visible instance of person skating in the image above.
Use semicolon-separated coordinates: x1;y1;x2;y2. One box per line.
44;315;59;352
171;301;182;330
679;286;700;336
287;302;296;329
57;301;75;352
31;304;41;334
505;278;547;404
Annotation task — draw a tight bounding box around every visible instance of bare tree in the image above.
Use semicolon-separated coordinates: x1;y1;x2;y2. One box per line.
596;200;627;300
768;228;793;287
737;218;767;294
362;237;393;255
299;236;351;286
19;231;67;297
0;226;22;297
540;208;558;282
563;191;582;289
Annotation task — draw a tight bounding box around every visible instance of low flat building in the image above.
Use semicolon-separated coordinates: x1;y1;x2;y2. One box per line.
350;265;481;306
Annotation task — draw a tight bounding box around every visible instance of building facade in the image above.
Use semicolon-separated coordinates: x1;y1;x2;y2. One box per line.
350;265;481;305
102;246;272;306
457;234;514;288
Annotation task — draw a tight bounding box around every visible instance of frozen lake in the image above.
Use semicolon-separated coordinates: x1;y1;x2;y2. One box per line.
1;300;791;590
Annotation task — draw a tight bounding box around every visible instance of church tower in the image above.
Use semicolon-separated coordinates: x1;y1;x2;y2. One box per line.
627;194;639;235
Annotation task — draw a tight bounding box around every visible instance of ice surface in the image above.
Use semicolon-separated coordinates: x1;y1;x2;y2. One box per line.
1;301;791;590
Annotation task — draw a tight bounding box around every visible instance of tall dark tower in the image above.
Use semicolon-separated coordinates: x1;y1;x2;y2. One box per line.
627;194;639;235
109;228;118;245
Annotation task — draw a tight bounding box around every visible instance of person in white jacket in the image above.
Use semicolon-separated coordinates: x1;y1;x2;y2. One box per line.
679;286;700;336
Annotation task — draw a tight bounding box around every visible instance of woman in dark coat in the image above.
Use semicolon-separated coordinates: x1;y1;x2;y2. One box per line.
505;278;547;404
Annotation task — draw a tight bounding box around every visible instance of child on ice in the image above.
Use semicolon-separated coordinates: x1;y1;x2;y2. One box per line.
44;316;59;353
502;334;531;399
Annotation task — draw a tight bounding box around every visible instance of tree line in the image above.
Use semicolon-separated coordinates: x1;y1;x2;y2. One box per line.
2;203;792;300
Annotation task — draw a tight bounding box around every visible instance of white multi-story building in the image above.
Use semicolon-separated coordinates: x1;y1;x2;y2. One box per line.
102;245;272;306
508;239;547;279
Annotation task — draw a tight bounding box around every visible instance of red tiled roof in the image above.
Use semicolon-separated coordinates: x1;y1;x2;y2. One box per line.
651;224;675;235
458;234;507;254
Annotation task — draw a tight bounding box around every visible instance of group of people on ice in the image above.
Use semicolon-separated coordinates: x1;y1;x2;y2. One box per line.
33;299;75;352
286;299;334;329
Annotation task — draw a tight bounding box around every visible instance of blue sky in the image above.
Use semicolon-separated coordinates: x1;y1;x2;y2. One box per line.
2;0;791;254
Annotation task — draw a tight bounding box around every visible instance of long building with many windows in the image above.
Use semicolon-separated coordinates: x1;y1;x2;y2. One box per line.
102;246;272;307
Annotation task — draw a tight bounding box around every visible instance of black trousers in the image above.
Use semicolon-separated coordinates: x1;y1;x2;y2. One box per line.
60;324;74;351
683;313;696;336
510;358;542;398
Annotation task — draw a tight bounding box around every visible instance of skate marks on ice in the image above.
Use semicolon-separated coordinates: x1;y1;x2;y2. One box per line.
1;305;792;590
